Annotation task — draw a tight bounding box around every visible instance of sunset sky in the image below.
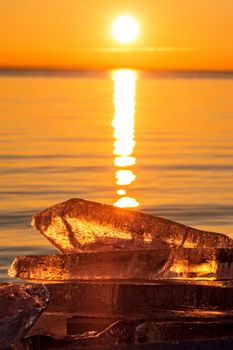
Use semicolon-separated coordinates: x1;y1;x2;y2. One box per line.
1;0;233;70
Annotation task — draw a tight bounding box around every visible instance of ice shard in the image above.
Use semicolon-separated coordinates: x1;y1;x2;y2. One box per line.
0;283;49;349
8;248;233;281
32;198;233;253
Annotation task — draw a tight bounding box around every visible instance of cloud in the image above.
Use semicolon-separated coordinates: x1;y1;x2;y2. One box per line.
65;46;198;53
86;46;197;53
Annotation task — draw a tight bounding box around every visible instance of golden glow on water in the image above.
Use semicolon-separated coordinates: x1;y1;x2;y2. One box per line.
112;69;139;208
114;196;139;208
114;139;135;156
117;189;126;195
116;170;136;185
114;156;136;167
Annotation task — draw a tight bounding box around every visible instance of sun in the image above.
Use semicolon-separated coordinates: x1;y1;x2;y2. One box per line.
112;15;139;44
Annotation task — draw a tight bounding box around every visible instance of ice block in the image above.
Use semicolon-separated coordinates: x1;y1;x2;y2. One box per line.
31;198;233;253
0;283;49;349
9;248;233;281
36;281;233;316
28;319;233;348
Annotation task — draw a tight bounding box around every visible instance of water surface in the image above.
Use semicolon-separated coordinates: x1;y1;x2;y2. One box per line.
0;70;233;281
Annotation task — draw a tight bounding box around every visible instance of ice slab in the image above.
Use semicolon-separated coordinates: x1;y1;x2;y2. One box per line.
27;336;233;350
29;309;233;339
0;283;49;349
9;248;233;281
31;198;233;253
34;281;233;316
28;318;233;348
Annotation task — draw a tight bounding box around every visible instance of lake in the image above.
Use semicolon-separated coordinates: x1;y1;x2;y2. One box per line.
0;70;233;281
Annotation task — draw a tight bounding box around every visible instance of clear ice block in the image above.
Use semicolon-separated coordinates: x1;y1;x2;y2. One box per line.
31;198;233;253
9;248;233;281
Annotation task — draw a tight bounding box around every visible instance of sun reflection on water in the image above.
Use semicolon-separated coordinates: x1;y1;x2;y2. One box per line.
114;156;136;167
112;69;139;208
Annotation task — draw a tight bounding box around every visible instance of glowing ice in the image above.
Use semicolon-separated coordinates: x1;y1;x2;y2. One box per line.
9;248;233;281
32;198;233;253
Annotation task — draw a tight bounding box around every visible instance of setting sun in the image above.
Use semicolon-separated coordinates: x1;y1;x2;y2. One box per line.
112;15;139;44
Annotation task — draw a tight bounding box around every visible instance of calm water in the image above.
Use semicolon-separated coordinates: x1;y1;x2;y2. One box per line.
0;70;233;281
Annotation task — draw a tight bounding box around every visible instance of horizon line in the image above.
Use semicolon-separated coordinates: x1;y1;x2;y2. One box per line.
1;66;233;74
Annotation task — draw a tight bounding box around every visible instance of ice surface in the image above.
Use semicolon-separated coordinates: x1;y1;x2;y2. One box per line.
0;283;49;349
32;198;233;253
9;248;233;281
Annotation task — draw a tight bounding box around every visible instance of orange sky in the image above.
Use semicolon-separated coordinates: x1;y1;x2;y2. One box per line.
1;0;233;70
